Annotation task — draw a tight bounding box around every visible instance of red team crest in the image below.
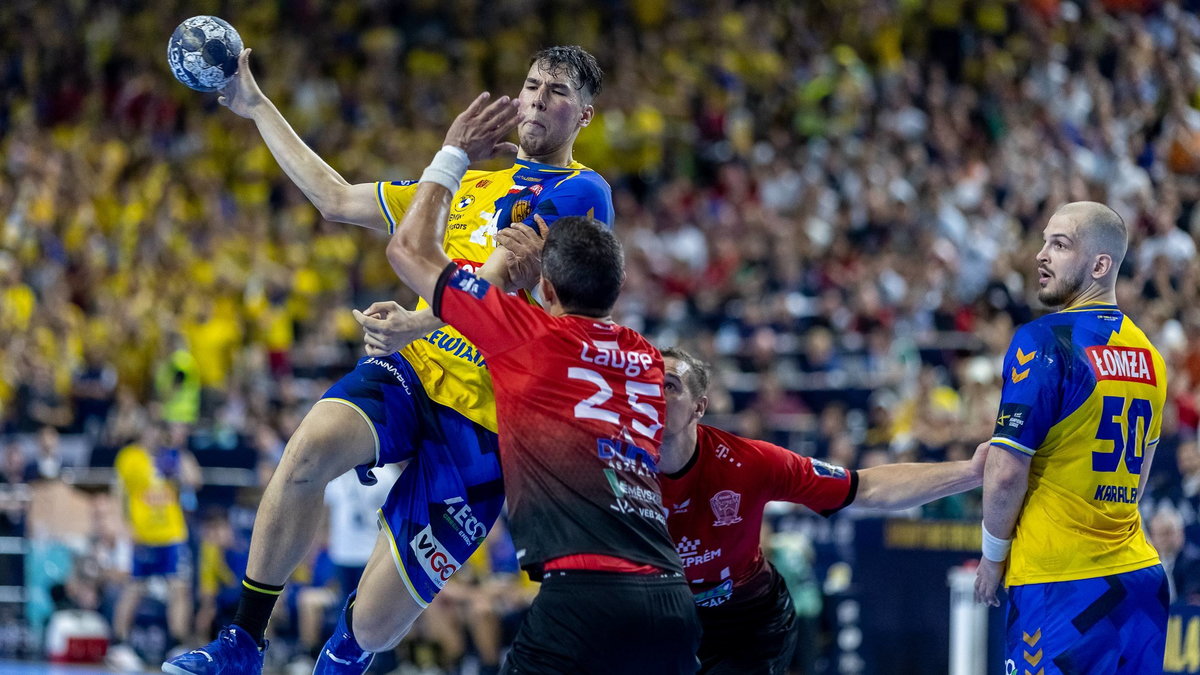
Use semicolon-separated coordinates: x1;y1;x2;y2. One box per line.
710;490;743;526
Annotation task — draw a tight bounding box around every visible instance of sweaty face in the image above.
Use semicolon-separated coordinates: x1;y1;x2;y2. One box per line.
517;60;589;158
663;358;699;438
1035;215;1092;307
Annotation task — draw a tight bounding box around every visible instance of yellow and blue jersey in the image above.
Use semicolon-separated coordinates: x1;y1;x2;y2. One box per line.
375;159;613;433
114;444;188;547
990;302;1166;586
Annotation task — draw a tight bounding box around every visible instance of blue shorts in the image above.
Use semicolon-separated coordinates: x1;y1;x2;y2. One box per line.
1006;565;1168;675
321;353;503;607
131;543;187;579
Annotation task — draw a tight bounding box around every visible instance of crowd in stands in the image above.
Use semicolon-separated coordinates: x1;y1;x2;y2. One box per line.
2;0;1200;671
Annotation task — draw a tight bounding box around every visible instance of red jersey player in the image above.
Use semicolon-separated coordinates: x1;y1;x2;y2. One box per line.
658;348;988;674
382;92;701;674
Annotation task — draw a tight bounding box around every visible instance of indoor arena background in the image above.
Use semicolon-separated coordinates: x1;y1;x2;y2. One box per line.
1;0;1199;673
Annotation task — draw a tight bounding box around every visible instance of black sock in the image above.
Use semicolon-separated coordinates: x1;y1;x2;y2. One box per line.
232;577;285;647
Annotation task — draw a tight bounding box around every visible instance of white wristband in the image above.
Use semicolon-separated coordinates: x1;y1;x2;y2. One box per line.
419;145;470;193
981;523;1011;562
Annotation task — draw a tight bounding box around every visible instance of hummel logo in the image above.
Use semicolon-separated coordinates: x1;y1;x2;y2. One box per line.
1016;348;1036;365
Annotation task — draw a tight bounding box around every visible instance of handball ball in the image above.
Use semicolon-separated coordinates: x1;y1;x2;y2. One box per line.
167;16;243;92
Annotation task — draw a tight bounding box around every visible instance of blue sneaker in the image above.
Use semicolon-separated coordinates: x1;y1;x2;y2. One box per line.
313;593;374;674
161;625;266;675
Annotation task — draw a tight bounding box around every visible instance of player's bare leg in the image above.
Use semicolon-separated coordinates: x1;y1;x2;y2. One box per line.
166;577;193;649
246;401;377;585
106;580;147;671
311;533;427;673
343;534;427;652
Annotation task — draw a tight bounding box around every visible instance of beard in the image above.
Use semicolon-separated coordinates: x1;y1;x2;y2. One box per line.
1036;266;1088;307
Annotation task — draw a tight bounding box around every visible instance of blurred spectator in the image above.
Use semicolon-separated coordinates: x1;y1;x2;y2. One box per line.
1149;506;1200;605
154;333;201;427
194;510;244;642
26;427;66;482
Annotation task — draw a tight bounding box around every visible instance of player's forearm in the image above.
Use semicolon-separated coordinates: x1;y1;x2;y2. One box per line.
247;99;362;225
477;248;517;292
855;461;981;510
387;182;454;302
982;449;1029;538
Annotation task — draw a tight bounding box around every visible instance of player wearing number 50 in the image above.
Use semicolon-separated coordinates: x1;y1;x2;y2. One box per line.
974;202;1169;674
386;94;701;674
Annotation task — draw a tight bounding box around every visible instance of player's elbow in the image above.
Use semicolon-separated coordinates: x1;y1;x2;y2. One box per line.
315;186;356;225
385;229;430;280
986;455;1030;494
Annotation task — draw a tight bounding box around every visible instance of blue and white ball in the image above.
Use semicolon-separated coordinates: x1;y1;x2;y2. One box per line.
167;16;243;92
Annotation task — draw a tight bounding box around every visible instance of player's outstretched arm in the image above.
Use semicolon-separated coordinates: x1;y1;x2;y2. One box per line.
853;441;988;510
387;92;519;302
218;48;385;230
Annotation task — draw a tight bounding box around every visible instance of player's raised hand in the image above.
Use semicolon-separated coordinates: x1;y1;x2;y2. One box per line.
353;301;430;355
218;48;267;118
443;92;520;163
974;557;1005;607
496;215;551;290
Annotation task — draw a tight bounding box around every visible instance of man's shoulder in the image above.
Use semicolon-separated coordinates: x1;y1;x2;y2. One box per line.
697;425;767;459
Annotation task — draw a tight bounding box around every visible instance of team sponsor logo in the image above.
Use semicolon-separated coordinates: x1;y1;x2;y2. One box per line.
672;499;691;514
675;536;722;568
390;180;418;186
450;269;491;300
604;468;662;504
993;403;1030;436
440;497;487;546
692;580;734;608
603;465;666;524
528;184;544;196
511;199;533;222
1085;346;1157;385
455;195;475;211
409;525;460;588
710;490;743;527
421;329;486;366
475;179;491;188
579;341;655;377
811;458;846;479
363;357;411;393
597;437;658;475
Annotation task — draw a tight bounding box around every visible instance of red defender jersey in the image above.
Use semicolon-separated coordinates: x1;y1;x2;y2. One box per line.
432;264;682;576
660;424;857;607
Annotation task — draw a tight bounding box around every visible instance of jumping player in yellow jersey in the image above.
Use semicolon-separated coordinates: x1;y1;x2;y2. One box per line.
164;47;612;675
974;202;1170;674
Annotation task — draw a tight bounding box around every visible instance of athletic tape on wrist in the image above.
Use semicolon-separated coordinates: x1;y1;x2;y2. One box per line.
981;523;1011;562
419;145;470;193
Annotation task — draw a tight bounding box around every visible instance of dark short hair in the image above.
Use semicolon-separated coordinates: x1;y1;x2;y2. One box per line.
530;45;603;100
661;347;710;399
542;216;622;316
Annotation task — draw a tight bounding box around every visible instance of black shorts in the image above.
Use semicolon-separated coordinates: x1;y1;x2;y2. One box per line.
696;568;797;675
500;570;701;675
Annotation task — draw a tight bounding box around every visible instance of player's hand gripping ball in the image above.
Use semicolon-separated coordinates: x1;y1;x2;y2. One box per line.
167;16;243;92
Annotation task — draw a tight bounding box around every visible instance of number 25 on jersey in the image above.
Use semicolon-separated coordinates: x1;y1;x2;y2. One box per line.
569;367;663;441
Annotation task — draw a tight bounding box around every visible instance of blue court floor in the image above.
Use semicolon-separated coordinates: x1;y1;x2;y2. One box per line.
0;662;153;674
